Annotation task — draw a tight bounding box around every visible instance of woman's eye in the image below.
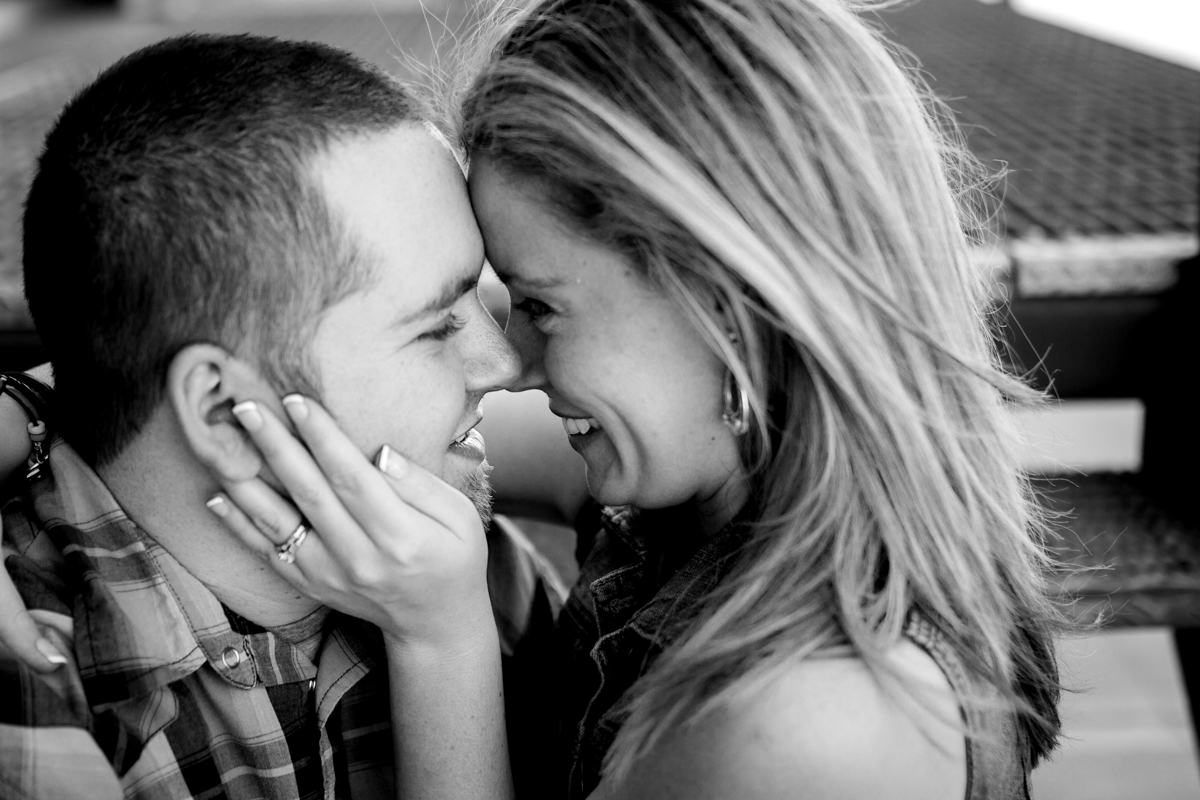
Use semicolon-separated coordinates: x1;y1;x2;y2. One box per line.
513;297;553;322
421;314;466;342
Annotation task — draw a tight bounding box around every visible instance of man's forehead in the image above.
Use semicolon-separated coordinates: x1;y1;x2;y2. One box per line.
311;124;484;317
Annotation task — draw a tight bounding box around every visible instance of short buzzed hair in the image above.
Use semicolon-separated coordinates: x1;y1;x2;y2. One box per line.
23;33;423;464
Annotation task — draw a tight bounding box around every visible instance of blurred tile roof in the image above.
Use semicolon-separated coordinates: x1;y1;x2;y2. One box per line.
1;0;1198;328
881;0;1199;240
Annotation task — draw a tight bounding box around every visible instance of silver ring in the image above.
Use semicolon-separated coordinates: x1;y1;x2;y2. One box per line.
275;521;309;564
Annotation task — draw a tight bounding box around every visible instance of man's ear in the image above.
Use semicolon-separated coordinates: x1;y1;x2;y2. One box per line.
166;344;264;482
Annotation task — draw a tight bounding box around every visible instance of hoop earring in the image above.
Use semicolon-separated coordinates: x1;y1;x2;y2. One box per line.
721;328;751;436
722;368;751;435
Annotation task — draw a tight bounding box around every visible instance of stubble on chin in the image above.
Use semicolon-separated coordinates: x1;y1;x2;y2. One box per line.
460;459;495;529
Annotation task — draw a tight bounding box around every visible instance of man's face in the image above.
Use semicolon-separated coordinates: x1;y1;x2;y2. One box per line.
305;124;519;510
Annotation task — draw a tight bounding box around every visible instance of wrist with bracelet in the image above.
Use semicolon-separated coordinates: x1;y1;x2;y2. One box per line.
0;372;53;481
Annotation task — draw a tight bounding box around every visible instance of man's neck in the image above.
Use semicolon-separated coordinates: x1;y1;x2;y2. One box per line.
97;426;322;630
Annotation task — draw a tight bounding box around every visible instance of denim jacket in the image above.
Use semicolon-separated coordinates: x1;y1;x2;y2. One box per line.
549;502;1031;800
552;503;752;799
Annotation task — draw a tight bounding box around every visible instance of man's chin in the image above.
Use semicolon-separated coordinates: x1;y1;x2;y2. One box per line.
456;459;495;529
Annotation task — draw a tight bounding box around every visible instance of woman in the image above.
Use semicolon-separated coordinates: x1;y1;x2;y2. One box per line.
1;0;1063;796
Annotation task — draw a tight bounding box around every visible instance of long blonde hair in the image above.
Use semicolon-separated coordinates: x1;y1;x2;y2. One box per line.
451;0;1063;780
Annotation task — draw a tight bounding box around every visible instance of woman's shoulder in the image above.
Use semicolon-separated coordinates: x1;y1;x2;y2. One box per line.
598;641;966;800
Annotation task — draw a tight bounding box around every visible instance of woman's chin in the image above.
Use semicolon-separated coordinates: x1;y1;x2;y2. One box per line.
580;446;684;510
583;464;636;509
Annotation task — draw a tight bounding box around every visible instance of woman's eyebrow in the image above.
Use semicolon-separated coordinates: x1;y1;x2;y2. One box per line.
490;264;564;291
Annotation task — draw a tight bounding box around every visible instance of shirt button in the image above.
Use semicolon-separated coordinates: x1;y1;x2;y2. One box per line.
221;647;242;668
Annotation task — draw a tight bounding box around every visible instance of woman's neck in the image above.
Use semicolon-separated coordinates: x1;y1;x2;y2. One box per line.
694;467;751;540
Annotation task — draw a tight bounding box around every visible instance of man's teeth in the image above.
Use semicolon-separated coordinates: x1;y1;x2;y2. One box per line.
562;417;600;436
453;430;470;445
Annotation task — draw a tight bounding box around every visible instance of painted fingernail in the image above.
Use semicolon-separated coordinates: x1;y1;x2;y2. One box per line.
36;637;68;666
374;444;406;477
281;394;309;422
231;401;263;432
206;496;229;517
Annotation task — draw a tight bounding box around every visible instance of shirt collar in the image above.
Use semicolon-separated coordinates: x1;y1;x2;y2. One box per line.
30;439;374;704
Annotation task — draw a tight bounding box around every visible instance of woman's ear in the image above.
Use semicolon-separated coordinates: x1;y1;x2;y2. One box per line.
166;345;264;482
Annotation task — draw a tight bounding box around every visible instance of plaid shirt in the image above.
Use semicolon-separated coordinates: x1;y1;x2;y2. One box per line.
0;436;564;800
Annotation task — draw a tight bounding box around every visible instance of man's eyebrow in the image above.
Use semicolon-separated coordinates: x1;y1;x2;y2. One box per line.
393;271;479;328
489;264;565;291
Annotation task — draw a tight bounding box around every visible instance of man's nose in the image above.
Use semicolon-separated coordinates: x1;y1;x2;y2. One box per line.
463;300;521;393
503;313;548;392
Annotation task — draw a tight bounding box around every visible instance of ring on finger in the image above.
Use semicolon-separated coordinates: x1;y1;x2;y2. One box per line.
275;521;310;564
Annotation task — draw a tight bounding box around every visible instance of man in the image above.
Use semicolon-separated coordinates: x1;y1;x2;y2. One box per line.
0;33;560;799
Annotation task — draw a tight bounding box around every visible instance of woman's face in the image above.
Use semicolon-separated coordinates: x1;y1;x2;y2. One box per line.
469;160;747;525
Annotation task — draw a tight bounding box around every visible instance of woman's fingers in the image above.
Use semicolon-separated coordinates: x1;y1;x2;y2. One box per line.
0;553;67;672
208;396;491;643
230;399;419;550
206;489;298;558
230;401;361;535
282;395;480;540
206;487;335;592
208;395;494;644
373;445;481;542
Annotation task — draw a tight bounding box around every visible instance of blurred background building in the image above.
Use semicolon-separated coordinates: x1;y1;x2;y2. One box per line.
1;0;1198;797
